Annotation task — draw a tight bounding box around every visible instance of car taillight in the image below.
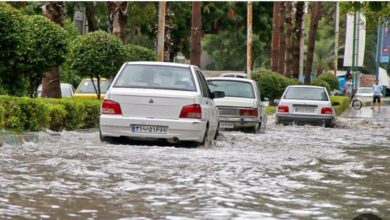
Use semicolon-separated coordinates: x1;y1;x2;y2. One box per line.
277;105;289;113
239;108;258;117
179;104;202;119
321;107;333;115
102;100;122;115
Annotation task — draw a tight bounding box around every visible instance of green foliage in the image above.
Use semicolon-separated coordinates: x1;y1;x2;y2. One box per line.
68;30;127;80
316;73;340;91
0;96;101;132
310;79;331;93
330;95;350;116
251;68;301;101
124;44;156;61
265;106;276;115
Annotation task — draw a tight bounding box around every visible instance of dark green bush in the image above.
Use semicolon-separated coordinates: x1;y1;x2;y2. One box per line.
316;73;339;91
125;44;156;61
251;68;301;101
330;96;350;116
0;96;101;132
311;79;331;93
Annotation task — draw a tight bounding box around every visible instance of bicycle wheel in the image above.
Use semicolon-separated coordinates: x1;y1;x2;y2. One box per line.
351;99;363;110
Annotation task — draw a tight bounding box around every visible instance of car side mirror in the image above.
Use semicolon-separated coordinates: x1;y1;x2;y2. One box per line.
274;99;280;105
212;91;225;99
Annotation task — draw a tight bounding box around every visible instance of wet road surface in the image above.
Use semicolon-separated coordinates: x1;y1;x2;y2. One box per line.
0;117;389;219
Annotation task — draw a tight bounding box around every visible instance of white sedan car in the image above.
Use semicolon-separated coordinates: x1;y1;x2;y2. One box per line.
275;85;335;127
355;87;374;102
207;77;267;133
99;62;224;147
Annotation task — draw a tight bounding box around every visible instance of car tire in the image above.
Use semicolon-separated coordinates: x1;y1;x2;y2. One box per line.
214;123;220;140
99;130;115;143
324;120;334;128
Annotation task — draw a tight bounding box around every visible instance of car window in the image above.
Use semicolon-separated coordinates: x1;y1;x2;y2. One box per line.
113;65;196;91
61;84;73;97
283;87;329;101
76;79;110;93
195;70;211;98
208;80;255;99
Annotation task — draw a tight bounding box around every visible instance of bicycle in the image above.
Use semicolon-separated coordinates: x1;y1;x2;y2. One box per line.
349;89;363;110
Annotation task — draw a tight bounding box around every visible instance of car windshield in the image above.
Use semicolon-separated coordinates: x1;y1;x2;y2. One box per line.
113;65;196;91
207;80;255;98
283;87;329;101
358;88;373;93
76;80;110;93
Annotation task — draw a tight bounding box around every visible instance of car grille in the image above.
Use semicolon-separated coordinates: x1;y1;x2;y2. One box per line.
219;107;240;116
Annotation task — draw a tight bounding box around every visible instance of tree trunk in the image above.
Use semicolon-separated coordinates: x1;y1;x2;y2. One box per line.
190;2;202;67
278;2;286;75
304;2;321;85
284;2;293;77
271;2;281;73
41;2;64;98
107;2;128;43
85;2;98;32
292;2;305;79
164;2;173;61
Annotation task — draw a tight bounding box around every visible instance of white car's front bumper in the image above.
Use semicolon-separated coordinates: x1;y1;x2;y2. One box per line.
100;115;207;142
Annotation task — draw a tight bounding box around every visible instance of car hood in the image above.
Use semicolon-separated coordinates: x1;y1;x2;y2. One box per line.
214;97;256;108
356;93;373;97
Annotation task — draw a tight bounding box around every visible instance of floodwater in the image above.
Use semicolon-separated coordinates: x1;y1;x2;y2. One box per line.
0;117;389;220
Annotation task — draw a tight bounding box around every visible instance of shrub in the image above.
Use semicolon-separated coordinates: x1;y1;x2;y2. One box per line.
68;31;127;99
316;73;339;91
251;68;301;101
311;79;331;93
330;96;350;116
125;44;156;61
0;96;101;132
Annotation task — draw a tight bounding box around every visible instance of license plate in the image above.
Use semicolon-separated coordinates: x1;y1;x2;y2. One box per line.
294;107;315;113
131;125;168;134
220;122;234;129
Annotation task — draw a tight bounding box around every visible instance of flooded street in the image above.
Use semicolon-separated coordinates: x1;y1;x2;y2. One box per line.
0;116;389;219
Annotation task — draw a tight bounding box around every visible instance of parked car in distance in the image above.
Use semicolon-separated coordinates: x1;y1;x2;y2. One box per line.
275;85;335;128
99;62;225;147
207;77;267;133
74;78;110;98
355;87;374;100
37;83;75;97
220;73;247;78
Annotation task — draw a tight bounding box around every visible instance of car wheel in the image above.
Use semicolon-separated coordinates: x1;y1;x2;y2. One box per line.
99;130;115;143
324;120;334;128
214;123;220;140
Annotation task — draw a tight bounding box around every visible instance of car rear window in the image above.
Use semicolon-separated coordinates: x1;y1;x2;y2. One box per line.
283;87;329;101
76;80;110;93
113;65;196;91
207;80;255;98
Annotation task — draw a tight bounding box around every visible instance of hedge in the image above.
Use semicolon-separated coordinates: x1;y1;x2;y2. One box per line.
0;96;101;132
330;96;350;116
316;73;339;91
311;79;331;93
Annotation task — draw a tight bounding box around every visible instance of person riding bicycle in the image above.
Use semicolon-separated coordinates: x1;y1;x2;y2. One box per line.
344;77;353;99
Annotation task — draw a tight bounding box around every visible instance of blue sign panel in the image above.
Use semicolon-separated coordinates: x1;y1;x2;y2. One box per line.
380;23;390;63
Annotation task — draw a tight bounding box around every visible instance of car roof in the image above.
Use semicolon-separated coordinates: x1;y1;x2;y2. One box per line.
288;85;325;89
207;77;255;83
125;61;193;68
358;87;372;89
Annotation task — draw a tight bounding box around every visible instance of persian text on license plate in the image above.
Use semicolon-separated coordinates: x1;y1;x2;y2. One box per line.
294;107;315;113
131;125;168;134
220;122;234;129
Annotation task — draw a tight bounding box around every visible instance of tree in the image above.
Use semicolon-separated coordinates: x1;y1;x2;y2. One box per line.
107;2;128;43
304;2;321;85
41;1;65;98
124;44;156;61
191;2;202;67
292;2;304;79
68;31;127;99
21;15;68;98
284;2;293;77
85;2;98;32
278;2;286;74
271;2;281;72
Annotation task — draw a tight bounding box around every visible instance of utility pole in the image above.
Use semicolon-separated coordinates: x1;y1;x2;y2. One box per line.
352;12;360;89
157;1;166;62
247;1;253;79
334;2;339;75
190;2;202;67
375;19;382;81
